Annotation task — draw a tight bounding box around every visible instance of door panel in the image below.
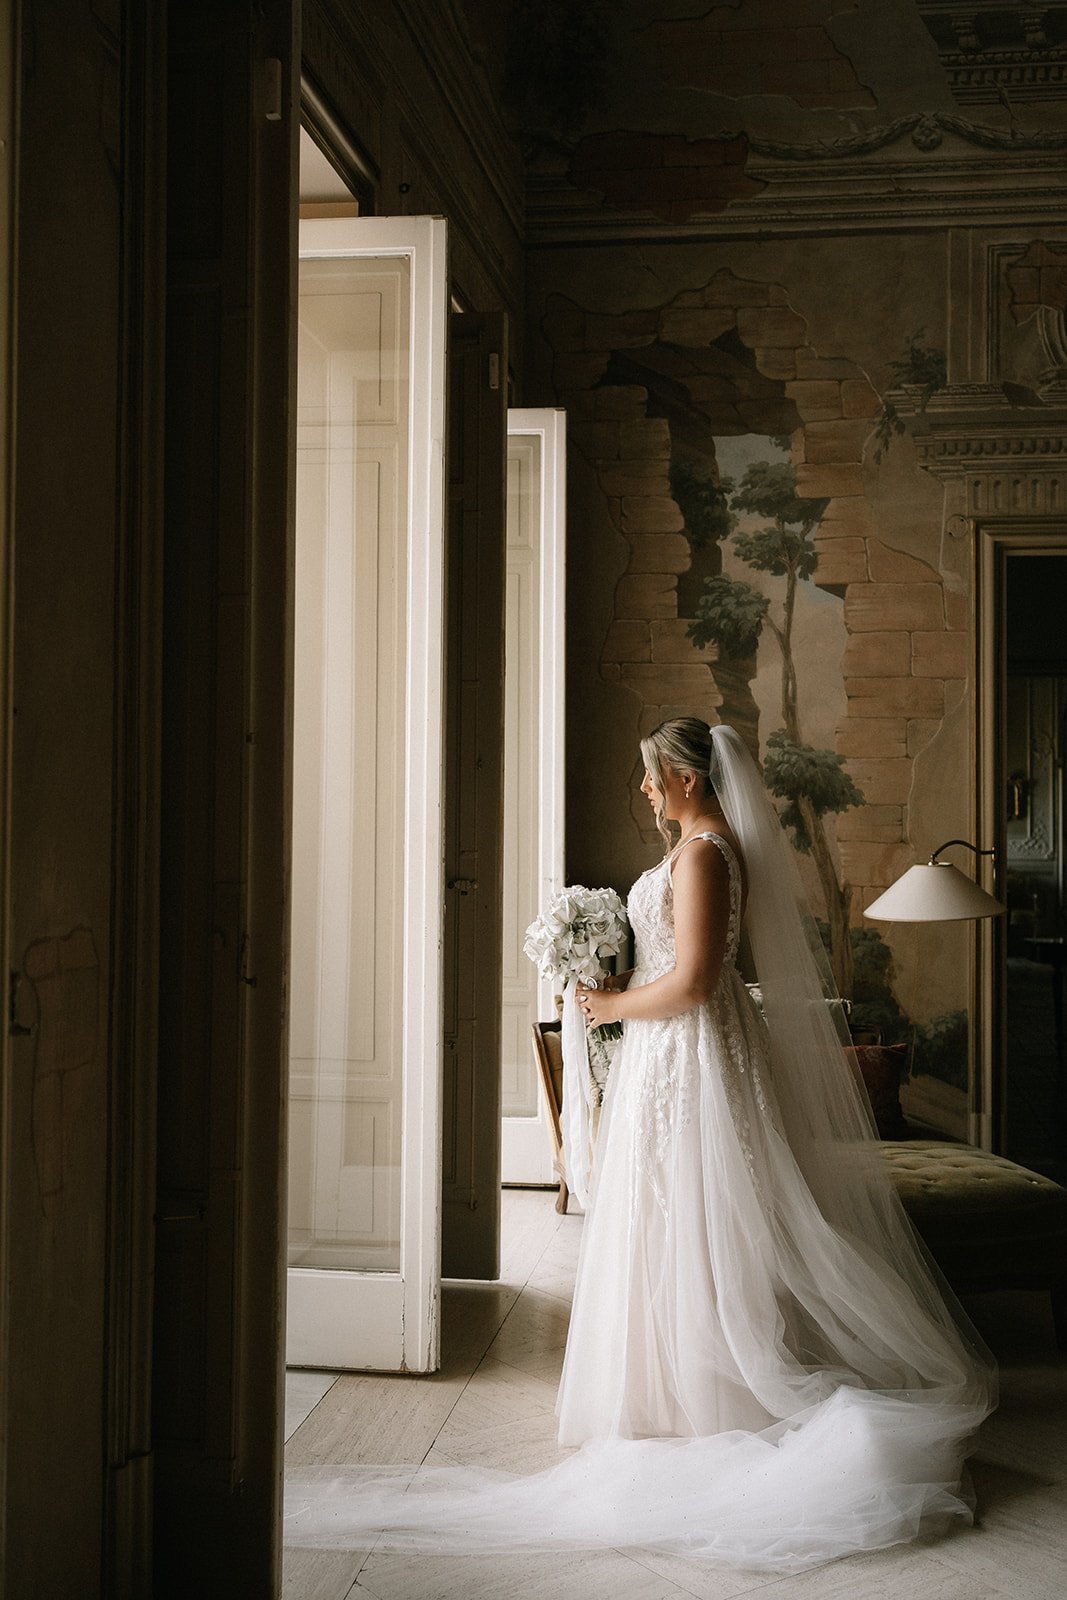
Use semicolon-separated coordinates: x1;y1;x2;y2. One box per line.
286;217;448;1372
289;257;409;1275
501;411;567;1184
441;313;508;1280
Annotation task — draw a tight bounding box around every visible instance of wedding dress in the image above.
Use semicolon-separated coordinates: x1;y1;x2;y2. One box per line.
286;726;995;1571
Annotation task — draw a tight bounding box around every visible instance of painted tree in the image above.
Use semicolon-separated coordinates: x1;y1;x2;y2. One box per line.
683;458;864;998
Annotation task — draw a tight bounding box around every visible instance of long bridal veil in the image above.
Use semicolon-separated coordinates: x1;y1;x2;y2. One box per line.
705;725;995;1404
286;724;995;1572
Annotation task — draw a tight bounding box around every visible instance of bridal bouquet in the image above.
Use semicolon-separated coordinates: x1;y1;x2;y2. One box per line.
524;884;628;1040
524;887;629;1196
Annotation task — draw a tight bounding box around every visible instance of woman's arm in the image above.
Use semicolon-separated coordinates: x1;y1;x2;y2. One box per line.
579;841;730;1026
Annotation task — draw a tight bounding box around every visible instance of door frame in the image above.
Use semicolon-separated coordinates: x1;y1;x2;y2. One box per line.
976;518;1067;1154
500;409;566;1185
286;215;448;1373
0;0;16;1568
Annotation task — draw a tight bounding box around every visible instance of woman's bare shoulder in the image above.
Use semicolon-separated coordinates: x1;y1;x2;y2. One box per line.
672;829;747;904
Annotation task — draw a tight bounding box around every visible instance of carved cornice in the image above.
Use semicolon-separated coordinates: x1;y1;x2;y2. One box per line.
916;1;1067;105
936;53;1067;105
910;404;1067;515
916;428;1067;467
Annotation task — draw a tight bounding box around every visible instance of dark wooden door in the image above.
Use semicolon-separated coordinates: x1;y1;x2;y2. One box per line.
153;3;295;1593
1;3;165;1593
442;313;508;1280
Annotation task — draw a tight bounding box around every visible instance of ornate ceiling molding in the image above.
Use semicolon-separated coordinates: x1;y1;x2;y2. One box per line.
526;169;1067;245
747;110;1067;161
526;109;1067;244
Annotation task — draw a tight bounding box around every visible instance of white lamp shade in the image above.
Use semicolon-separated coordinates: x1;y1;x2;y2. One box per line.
864;862;1005;922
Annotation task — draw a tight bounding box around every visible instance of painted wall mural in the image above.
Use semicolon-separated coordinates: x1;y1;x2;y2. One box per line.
514;0;1067;1138
536;260;975;1126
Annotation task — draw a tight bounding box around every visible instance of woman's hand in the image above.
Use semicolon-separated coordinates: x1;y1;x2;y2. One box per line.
576;981;620;1028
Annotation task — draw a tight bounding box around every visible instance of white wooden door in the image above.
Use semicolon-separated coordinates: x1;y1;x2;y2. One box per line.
501;410;567;1184
287;217;447;1372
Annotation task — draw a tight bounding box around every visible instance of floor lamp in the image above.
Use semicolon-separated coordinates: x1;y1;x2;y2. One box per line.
865;840;1004;1135
864;839;1005;924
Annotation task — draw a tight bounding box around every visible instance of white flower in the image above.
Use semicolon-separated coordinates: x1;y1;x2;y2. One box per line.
523;884;629;987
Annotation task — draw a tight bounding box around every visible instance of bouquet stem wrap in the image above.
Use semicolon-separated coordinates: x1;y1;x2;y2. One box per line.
561;978;598;1209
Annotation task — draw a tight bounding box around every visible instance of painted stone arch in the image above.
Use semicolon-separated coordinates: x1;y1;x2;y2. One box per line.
545;268;964;1000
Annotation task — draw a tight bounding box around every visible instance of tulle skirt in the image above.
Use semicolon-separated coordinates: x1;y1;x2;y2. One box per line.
286;971;995;1572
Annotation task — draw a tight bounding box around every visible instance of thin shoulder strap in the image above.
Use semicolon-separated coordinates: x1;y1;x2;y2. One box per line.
670;830;740;876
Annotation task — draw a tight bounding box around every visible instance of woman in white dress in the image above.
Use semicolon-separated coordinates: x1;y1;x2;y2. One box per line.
288;718;995;1570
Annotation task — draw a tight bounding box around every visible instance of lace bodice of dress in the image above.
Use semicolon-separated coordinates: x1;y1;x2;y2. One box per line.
621;830;754;1217
628;832;742;984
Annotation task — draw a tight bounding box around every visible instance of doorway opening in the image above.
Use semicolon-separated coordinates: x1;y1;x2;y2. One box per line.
980;528;1067;1182
286;97;449;1372
1001;550;1067;1181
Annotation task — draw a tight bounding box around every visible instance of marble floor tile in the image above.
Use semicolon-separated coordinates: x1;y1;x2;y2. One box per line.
439;1281;519;1372
443;1353;559;1429
428;1406;563;1474
740;1541;1009;1600
930;1462;1067;1598
484;1286;572;1369
623;1547;786;1600
354;1544;713;1600
489;1338;568;1386
281;1544;365;1600
285;1368;469;1469
496;1187;570;1285
286;1370;339;1442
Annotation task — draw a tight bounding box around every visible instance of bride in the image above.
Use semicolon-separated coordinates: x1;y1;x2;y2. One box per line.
287;718;996;1571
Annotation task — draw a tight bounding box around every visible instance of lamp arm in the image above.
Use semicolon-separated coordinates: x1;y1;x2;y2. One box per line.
928;838;997;866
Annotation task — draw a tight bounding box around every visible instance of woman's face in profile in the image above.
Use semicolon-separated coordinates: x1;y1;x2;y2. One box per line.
642;761;695;822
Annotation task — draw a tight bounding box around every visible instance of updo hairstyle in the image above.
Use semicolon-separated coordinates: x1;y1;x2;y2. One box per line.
639;717;719;850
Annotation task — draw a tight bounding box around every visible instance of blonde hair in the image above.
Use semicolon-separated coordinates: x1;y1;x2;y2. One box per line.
640;717;718;850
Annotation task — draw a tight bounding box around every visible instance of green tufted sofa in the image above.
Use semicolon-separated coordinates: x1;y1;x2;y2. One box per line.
849;1046;1067;1346
879;1140;1067;1345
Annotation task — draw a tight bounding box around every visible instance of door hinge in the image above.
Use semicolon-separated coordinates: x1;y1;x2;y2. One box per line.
447;877;477;896
487;352;500;391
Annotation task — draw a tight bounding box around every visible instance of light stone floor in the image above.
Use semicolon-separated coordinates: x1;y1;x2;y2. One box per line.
284;1189;1067;1600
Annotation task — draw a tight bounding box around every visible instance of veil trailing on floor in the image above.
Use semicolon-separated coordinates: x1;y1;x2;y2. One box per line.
285;724;996;1572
